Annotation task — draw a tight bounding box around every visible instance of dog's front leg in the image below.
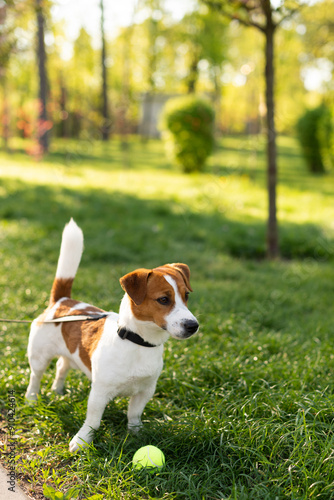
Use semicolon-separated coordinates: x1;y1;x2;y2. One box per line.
127;382;157;432
69;384;111;453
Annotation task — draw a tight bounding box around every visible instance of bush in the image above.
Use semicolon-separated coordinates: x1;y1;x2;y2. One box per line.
296;104;333;173
159;95;215;173
318;104;334;171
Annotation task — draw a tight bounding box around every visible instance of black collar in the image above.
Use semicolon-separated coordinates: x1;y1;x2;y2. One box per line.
117;326;159;348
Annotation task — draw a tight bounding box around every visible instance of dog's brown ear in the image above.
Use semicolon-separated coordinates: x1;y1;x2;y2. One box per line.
120;269;152;305
169;263;193;292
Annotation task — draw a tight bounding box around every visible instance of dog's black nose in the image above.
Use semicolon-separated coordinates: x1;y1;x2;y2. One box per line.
183;320;199;336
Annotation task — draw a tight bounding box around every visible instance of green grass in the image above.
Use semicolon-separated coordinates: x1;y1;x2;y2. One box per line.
0;135;334;499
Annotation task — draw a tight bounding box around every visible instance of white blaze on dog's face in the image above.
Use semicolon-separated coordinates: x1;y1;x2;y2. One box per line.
120;263;199;339
162;274;198;338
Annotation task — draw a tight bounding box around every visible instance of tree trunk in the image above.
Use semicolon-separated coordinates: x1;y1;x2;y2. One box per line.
100;0;110;141
187;51;199;94
2;73;9;150
36;0;49;153
265;24;279;259
59;75;68;138
120;27;131;151
0;5;9;150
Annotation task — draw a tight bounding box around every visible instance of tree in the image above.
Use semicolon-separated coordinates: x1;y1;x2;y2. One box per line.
100;0;110;141
0;1;15;150
35;0;50;153
299;0;334;62
298;0;334;95
202;0;305;259
178;9;227;95
70;27;98;137
138;0;166;139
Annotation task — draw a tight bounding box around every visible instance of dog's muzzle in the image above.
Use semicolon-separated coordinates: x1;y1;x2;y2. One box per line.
182;319;199;337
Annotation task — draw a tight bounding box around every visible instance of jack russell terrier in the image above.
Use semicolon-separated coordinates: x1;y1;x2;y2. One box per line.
25;219;199;452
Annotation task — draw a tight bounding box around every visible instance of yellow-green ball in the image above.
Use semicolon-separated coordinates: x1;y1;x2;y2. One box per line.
132;445;165;472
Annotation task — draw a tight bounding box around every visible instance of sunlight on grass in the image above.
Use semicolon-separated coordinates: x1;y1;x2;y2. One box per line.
2;136;333;229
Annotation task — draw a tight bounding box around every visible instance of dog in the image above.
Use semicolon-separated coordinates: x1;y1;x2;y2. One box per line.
25;219;199;452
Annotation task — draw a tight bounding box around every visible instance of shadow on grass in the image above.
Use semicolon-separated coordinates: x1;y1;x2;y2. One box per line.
209;135;334;196
8;137;334;202
0;177;333;264
9;137;173;172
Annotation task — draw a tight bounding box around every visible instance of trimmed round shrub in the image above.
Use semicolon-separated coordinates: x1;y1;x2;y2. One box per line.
159;95;215;173
296;104;333;173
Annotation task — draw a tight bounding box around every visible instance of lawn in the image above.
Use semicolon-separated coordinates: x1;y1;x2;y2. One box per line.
0;135;334;500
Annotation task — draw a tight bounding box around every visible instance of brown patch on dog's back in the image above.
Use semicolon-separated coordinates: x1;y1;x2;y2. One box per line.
53;301;106;370
37;300;107;370
61;317;106;371
36;299;83;326
53;300;104;321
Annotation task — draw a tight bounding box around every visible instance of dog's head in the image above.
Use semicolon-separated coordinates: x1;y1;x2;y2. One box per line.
120;263;199;339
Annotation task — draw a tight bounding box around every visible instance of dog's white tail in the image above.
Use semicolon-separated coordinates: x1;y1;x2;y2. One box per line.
49;218;84;304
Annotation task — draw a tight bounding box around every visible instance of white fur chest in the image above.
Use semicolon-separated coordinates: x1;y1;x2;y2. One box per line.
91;315;164;397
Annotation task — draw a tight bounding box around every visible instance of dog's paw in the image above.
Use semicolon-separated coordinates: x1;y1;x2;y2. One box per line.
25;393;38;405
69;435;88;453
51;385;65;396
128;422;142;434
69;430;93;453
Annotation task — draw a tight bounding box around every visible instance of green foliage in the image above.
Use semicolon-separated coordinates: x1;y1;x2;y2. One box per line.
176;9;227;92
43;484;79;500
2;0;333;140
160;95;215;173
318;102;334;170
296;104;333;173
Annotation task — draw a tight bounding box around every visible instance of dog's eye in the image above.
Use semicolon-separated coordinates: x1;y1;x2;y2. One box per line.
185;292;190;301
157;296;170;306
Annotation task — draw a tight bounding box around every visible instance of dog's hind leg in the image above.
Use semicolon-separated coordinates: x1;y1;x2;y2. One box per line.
51;356;70;395
25;352;52;401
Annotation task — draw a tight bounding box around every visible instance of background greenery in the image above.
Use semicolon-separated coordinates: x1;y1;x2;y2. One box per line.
0;135;333;499
1;0;333;141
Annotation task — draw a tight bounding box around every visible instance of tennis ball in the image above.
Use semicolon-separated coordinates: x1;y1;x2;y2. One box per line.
132;445;165;472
